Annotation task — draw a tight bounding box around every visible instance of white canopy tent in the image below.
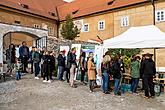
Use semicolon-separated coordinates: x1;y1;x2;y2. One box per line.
103;25;165;72
103;25;165;49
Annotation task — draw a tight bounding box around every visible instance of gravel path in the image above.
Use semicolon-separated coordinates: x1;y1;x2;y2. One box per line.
0;74;165;110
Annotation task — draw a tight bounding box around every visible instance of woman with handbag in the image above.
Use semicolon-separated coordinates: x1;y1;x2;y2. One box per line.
87;52;96;92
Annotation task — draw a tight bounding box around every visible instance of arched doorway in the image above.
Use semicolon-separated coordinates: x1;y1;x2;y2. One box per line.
0;23;48;71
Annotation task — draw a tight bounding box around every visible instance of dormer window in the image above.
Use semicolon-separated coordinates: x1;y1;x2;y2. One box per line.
72;10;79;14
14;20;21;24
107;0;114;5
20;4;29;9
49;12;56;17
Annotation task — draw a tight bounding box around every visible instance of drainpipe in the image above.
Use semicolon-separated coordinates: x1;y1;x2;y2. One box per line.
151;0;157;63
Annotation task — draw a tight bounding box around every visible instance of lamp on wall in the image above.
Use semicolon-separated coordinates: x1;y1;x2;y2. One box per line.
97;35;103;44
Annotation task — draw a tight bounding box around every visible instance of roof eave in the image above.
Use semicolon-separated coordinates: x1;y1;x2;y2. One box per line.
0;4;58;21
59;0;151;22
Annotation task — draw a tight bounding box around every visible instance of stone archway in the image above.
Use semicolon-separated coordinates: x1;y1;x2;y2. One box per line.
0;22;48;65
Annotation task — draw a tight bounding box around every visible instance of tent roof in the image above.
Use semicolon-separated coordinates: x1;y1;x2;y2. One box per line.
103;25;165;49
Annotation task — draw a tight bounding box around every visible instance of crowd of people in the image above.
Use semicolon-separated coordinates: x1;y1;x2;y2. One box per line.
5;41;56;83
5;41;156;98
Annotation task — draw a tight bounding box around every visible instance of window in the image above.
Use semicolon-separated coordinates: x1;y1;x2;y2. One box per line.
14;20;21;24
48;27;54;36
121;16;129;27
48;12;56;17
98;20;105;30
83;23;89;32
156;10;165;22
20;4;29;9
34;24;40;28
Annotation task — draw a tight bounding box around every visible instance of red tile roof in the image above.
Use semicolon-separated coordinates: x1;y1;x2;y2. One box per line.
57;0;149;21
0;0;66;20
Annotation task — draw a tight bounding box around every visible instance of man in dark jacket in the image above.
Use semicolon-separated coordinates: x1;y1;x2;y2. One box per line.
29;47;35;74
57;51;66;81
113;56;121;95
32;47;41;79
19;41;29;73
6;44;16;76
141;53;156;98
66;51;72;83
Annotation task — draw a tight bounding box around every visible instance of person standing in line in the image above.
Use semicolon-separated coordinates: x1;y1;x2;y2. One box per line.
101;55;111;94
69;48;77;88
57;51;66;81
50;51;56;80
40;46;47;78
130;56;140;94
19;41;29;73
32;47;41;79
141;53;156;98
6;44;16;76
140;55;145;91
87;52;96;92
80;52;86;84
66;51;72;83
43;51;51;83
112;56;122;96
29;47;35;74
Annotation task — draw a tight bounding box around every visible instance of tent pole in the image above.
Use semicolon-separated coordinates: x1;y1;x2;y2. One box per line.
154;48;156;65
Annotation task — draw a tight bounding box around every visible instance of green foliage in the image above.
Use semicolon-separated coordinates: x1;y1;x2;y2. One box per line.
107;48;141;69
60;14;80;40
123;55;131;69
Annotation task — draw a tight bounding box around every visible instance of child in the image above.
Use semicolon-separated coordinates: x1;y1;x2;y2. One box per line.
15;58;22;80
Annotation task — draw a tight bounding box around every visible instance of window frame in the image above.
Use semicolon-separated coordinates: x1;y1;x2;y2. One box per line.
121;16;129;27
156;10;165;22
98;20;105;31
34;24;40;29
48;27;54;36
83;23;89;32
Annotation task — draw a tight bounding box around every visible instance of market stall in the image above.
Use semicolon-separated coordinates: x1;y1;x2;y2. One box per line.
103;25;165;92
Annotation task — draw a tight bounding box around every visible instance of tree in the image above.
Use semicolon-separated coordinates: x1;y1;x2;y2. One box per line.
60;14;80;40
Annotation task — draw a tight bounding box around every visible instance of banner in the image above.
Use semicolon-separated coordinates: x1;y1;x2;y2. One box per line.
94;45;103;75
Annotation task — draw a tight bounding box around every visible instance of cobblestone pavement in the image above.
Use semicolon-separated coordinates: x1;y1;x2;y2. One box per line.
0;74;165;110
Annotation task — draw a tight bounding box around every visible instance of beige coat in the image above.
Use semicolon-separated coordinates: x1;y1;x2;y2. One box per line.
87;58;96;80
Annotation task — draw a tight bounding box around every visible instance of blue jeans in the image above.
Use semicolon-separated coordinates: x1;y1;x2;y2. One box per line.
16;71;21;80
102;73;109;92
131;78;139;93
114;78;121;95
34;63;40;77
58;66;64;80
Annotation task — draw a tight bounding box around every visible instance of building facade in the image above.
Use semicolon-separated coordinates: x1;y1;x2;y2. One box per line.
58;0;165;67
0;0;165;67
0;0;66;49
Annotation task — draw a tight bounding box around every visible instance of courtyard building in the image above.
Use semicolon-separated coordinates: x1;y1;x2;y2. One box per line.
0;0;165;67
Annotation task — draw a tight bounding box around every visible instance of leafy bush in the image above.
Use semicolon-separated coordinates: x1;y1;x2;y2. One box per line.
107;48;141;69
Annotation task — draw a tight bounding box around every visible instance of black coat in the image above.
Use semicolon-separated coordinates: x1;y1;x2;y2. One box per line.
6;48;16;63
57;54;65;67
141;58;156;77
112;61;121;79
42;55;51;73
50;55;55;70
